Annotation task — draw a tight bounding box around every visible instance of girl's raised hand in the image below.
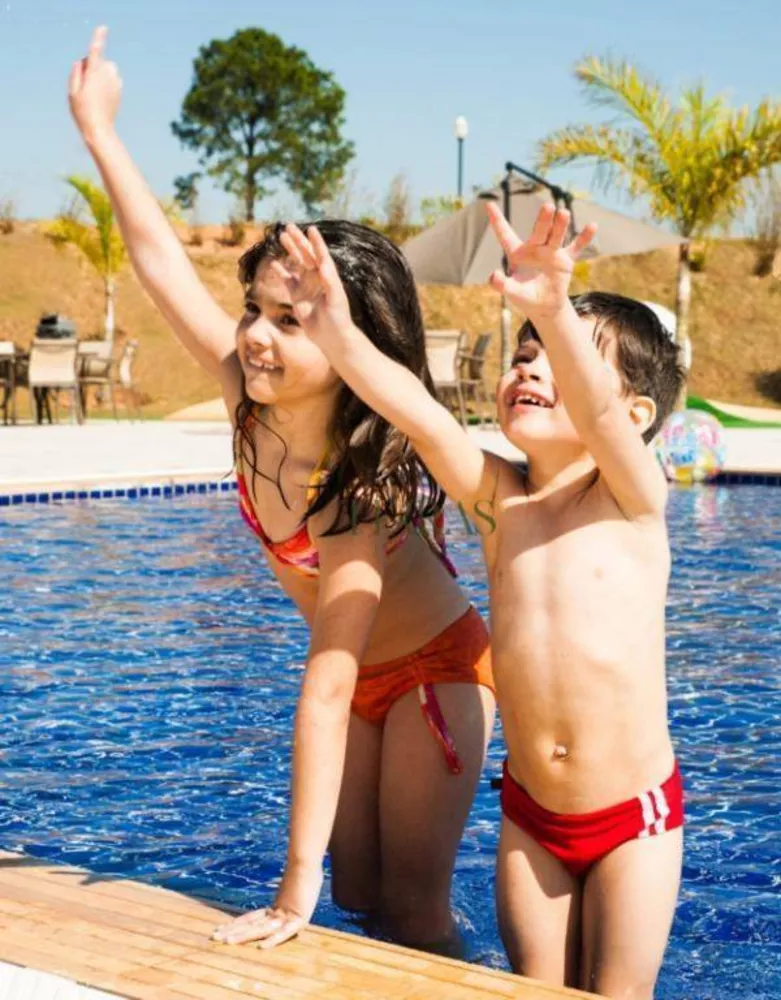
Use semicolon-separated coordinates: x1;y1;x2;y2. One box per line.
272;224;353;341
486;201;597;318
69;26;123;142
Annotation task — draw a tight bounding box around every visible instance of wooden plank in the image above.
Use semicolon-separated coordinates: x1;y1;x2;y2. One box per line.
1;855;579;998
0;878;205;947
2;855;229;922
0;869;210;938
0;896;195;963
0;852;597;1000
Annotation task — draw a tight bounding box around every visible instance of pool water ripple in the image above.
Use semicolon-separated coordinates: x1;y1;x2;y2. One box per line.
1;486;779;998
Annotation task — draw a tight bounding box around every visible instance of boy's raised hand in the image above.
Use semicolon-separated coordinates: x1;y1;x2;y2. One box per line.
272;224;354;341
487;202;597;317
69;26;122;142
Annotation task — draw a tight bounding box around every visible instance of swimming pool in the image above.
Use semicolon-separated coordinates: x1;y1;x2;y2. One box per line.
1;486;779;999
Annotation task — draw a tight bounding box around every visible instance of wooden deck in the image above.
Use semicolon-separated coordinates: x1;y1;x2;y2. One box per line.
0;852;596;1000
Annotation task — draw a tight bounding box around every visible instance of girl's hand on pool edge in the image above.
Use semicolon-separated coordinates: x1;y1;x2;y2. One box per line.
212;864;323;949
211;904;307;949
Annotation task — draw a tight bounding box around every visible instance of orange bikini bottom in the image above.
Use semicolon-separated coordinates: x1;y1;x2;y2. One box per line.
351;606;494;774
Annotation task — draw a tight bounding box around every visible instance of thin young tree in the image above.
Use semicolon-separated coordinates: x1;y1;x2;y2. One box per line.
538;57;781;357
46;175;127;344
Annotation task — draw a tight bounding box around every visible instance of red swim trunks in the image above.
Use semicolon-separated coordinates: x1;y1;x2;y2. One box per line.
501;760;684;876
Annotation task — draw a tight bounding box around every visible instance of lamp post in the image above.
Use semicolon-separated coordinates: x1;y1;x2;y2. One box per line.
454;116;468;200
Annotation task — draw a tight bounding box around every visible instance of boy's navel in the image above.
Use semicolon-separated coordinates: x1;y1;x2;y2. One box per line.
552;743;570;761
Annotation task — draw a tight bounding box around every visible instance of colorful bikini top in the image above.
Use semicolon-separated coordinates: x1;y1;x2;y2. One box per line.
236;443;455;579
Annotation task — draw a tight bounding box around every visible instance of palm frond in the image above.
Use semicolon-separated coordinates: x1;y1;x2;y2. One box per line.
45;217;106;273
722;99;781;178
539;63;781;240
48;176;127;279
575;56;673;145
537;125;674;214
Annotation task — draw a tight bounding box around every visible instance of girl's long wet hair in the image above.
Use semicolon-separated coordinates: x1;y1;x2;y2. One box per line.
234;220;444;536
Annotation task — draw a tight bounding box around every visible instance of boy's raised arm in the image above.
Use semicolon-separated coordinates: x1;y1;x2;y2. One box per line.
488;203;668;518
69;27;239;395
271;225;501;514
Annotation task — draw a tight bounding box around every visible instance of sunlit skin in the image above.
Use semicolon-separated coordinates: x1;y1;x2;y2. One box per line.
68;25;496;959
271;206;682;998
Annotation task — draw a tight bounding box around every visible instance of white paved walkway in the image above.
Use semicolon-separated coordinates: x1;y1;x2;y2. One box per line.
0;962;121;1000
0;420;779;496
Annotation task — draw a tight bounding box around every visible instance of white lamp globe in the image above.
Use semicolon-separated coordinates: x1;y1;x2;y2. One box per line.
454;116;469;140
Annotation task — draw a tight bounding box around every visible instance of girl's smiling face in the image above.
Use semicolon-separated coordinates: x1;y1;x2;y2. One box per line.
236;262;340;408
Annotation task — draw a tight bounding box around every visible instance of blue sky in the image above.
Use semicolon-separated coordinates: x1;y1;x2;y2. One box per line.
1;0;778;222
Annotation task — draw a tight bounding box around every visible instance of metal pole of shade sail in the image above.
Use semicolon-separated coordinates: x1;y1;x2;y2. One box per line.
500;167;513;374
496;162;579;372
505;160;578;234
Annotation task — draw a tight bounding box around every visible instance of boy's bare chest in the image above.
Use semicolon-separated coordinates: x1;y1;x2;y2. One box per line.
489;495;667;601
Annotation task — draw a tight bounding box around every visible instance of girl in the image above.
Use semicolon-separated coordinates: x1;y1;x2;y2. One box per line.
68;28;495;954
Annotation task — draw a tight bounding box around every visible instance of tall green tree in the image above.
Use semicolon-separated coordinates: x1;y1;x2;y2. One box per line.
537;57;781;355
172;28;354;222
46;176;127;345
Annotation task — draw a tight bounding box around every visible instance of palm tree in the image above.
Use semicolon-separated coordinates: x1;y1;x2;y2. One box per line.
537;57;781;357
46;176;127;346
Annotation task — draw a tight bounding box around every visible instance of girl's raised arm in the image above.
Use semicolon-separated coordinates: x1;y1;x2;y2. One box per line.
272;225;505;520
69;27;240;402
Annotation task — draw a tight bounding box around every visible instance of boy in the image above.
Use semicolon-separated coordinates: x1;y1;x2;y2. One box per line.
270;203;686;998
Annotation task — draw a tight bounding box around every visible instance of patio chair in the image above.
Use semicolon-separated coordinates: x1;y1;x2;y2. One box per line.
77;340;113;418
28;338;82;424
458;332;495;426
79;339;142;421
0;341;16;425
78;339;112;376
425;329;467;428
117;339;143;421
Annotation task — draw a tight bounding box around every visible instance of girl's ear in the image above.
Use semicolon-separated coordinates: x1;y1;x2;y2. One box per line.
629;395;657;435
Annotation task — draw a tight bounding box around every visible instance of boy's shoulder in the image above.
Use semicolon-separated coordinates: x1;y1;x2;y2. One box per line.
492;464;670;530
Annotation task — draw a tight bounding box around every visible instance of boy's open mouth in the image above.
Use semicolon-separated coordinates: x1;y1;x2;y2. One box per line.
509;386;554;409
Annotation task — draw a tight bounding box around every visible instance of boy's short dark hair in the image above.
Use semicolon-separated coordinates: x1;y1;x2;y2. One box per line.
519;292;686;442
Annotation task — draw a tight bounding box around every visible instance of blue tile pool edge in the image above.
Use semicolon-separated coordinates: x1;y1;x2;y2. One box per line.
0;471;779;508
0;480;238;506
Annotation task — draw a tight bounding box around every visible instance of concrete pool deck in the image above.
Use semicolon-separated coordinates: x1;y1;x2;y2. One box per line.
0;851;596;1000
1;420;780;498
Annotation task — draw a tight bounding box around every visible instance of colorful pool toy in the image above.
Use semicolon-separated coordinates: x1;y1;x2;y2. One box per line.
656;410;726;484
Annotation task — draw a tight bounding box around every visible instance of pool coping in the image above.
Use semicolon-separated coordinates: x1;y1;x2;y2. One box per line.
1;467;779;507
0;850;598;1000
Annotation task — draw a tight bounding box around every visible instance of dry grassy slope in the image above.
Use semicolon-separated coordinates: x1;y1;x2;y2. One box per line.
0;224;779;416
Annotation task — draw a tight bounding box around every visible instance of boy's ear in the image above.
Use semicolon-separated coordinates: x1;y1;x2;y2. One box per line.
629;395;657;436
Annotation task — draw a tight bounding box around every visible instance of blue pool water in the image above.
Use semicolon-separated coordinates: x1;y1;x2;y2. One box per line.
0;486;779;998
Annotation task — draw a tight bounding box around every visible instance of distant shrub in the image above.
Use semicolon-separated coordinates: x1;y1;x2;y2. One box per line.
0;197;16;235
752;173;781;278
384;173;412;232
222;215;246;247
420;195;464;228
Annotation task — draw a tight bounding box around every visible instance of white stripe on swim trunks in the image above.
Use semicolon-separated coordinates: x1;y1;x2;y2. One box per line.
638;790;657;838
650;785;670;834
